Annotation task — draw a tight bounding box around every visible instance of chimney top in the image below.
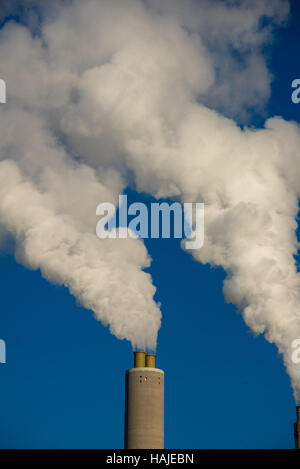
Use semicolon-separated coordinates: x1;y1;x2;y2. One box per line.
145;353;156;368
134;351;146;368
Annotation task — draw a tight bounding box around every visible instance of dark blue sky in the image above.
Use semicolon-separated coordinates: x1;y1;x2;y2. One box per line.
0;1;300;449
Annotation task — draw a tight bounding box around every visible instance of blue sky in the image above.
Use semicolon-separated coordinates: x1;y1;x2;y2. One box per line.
0;0;300;449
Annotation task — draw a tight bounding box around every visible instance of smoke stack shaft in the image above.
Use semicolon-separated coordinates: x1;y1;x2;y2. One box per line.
124;352;164;449
295;406;300;450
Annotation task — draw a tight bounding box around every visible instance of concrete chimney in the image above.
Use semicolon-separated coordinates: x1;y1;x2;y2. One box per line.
295;406;300;449
124;352;164;449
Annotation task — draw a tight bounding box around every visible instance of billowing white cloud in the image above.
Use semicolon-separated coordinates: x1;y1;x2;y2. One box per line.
1;0;300;400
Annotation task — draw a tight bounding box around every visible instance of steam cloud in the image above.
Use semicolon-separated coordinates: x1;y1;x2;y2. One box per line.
1;0;300;399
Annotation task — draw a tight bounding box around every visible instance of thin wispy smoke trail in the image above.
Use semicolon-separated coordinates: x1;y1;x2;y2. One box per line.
1;0;300;399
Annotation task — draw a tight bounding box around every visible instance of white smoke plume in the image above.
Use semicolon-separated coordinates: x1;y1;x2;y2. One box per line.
1;0;300;399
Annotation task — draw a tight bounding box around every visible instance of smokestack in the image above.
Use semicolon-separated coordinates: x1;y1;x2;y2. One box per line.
124;352;164;449
295;406;300;449
145;353;156;368
134;351;146;368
